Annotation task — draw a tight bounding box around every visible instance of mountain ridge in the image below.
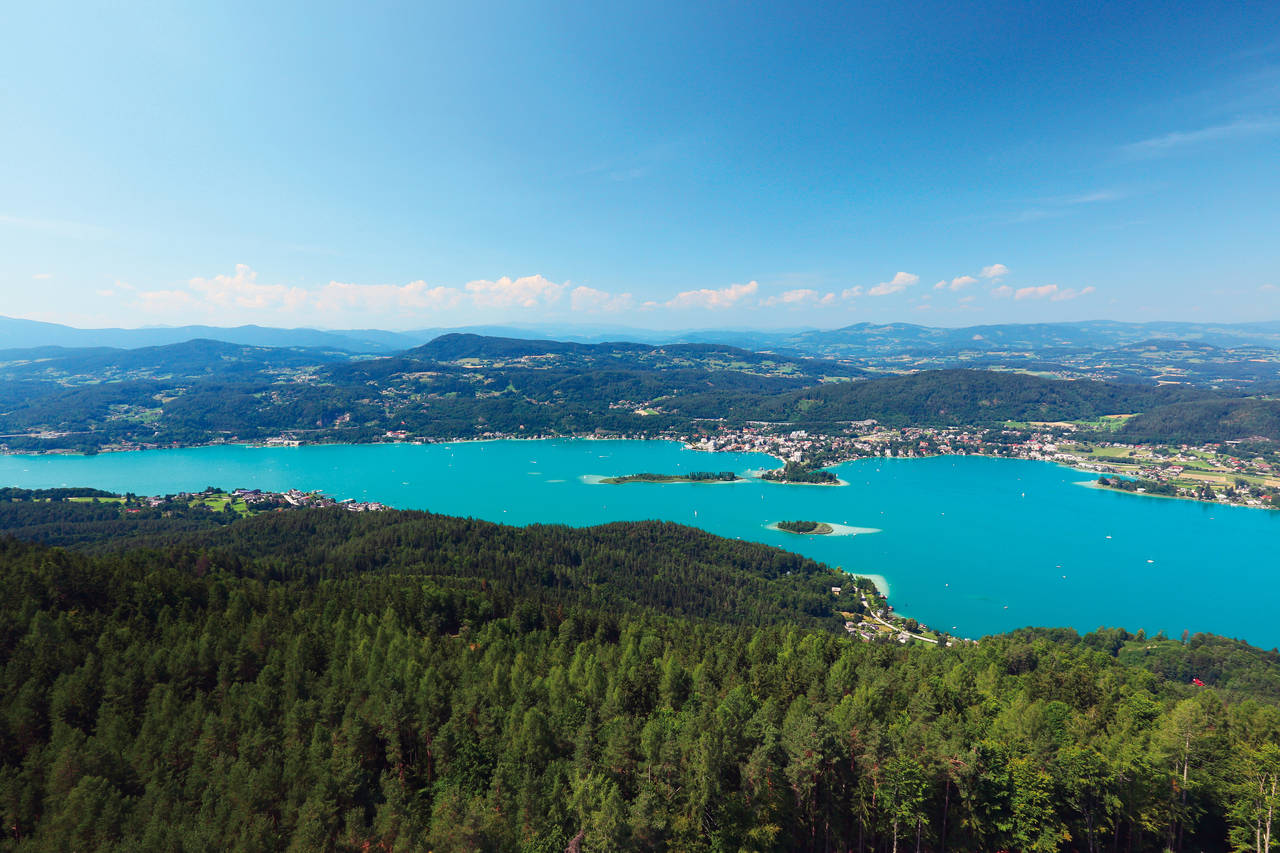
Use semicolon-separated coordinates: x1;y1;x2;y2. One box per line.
8;314;1280;356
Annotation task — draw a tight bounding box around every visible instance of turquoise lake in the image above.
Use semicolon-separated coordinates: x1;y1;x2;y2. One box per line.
3;438;1278;647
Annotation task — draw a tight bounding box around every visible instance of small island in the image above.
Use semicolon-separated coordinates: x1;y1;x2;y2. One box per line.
760;461;840;484
776;520;834;535
601;471;740;485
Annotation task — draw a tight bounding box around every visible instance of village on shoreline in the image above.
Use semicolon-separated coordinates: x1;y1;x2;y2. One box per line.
112;485;389;516
680;420;1280;511
5;415;1279;511
10;422;1269;646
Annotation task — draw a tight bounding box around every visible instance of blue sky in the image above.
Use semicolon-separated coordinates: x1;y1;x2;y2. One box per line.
2;1;1278;330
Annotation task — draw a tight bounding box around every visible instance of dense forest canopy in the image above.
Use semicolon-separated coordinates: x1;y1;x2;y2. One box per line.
3;503;1280;851
672;369;1218;425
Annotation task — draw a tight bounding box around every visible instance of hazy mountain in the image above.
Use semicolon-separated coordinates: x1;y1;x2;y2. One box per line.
0;315;806;352
0;339;352;382
6;314;1280;360
0;316;414;352
404;333;863;379
782;320;1280;357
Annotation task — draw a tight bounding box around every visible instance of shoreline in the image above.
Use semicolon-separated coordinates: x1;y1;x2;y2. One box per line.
7;437;1279;647
847;572;890;598
1079;478;1278;512
4;436;1272;513
1;432;697;458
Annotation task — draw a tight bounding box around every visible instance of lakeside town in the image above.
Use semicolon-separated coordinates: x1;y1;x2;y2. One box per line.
129;486;389;515
679;420;1280;511
5;415;1279;512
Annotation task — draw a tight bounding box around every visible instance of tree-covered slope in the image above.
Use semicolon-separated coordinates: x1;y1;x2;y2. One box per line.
0;339;349;383
672;368;1219;426
1118;398;1280;443
0;334;857;451
3;507;1280;851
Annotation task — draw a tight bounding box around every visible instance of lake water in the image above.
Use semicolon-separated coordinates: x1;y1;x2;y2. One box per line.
3;439;1278;647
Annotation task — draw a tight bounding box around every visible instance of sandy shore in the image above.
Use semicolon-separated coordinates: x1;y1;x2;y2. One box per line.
847;573;891;597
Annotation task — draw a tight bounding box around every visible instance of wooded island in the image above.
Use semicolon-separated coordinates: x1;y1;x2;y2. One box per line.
601;470;739;484
761;461;840;484
777;519;835;534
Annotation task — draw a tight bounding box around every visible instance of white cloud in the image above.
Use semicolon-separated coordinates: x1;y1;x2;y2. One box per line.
1259;284;1278;293
868;271;919;297
841;285;864;299
314;275;577;314
315;280;463;313
1124;116;1280;156
188;264;308;311
131;265;875;324
32;273;53;280
665;280;759;309
980;264;1009;279
464;275;570;308
761;288;837;307
1014;284;1059;300
994;283;1096;301
570;285;635;313
131;265;475;320
936;274;977;291
1050;286;1096;301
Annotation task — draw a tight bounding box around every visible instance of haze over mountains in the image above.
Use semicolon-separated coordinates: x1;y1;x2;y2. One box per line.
6;314;1280;356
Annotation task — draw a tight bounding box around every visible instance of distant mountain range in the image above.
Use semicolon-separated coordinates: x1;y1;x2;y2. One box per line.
0;316;564;354
776;320;1280;357
0;339;352;383
5;314;1280;356
0;327;1278;450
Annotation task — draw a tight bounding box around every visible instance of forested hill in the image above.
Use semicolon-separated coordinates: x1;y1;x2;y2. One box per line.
668;368;1280;441
673;368;1220;425
784;319;1280;357
0;339;349;383
1119;397;1280;444
0;333;857;452
12;505;845;628
1;332;1278;450
406;332;862;377
408;332;638;360
4;505;1280;850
